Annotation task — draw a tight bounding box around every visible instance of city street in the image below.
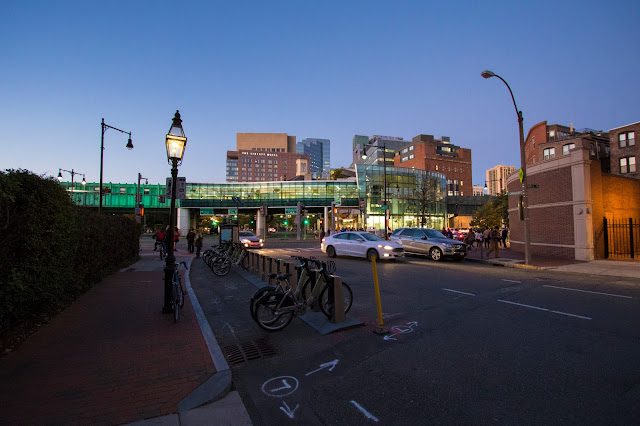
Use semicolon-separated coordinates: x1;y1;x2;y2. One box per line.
191;240;640;424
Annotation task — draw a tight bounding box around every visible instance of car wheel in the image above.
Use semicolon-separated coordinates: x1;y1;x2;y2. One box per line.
429;247;443;261
367;249;379;261
327;246;337;258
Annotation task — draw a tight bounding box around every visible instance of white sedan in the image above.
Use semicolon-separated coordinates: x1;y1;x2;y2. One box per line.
321;231;404;261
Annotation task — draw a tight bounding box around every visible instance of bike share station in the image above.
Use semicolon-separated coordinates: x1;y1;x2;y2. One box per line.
236;204;362;334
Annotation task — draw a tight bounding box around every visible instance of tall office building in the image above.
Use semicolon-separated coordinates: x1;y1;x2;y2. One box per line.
297;138;331;179
226;133;310;182
485;165;516;195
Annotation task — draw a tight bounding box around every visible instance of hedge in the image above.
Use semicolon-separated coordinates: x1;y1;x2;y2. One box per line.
0;169;141;339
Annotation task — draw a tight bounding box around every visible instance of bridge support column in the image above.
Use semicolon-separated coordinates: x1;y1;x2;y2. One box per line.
177;208;190;237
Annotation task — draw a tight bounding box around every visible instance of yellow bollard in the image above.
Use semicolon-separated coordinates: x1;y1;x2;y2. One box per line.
371;257;389;335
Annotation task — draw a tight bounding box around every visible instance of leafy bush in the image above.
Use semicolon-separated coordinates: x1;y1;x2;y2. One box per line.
0;169;140;344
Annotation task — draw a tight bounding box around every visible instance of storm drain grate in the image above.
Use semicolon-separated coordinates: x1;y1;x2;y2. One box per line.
223;338;277;365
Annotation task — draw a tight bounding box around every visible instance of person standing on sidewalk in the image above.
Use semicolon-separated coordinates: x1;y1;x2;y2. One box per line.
486;226;501;258
173;228;180;251
465;229;476;251
186;228;195;253
483;228;491;248
501;227;509;248
195;231;203;257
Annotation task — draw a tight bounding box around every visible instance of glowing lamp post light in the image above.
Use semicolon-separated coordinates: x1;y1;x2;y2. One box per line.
481;70;531;265
58;168;86;194
163;110;187;314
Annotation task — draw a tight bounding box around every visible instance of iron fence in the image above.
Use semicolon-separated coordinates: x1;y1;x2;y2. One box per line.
603;218;640;259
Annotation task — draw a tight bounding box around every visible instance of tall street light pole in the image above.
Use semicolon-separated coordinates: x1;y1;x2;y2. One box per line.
481;70;531;265
100;119;133;214
163;111;187;314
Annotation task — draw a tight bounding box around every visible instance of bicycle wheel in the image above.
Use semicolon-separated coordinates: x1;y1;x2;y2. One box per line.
300;278;315;301
212;258;231;276
250;286;281;321
241;253;249;270
253;291;294;331
172;281;179;322
319;281;353;319
177;277;185;308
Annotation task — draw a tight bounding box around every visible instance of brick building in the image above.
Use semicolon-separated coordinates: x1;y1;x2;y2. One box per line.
608;121;638;179
226;133;310;182
394;134;473;197
507;147;640;261
524;121;609;170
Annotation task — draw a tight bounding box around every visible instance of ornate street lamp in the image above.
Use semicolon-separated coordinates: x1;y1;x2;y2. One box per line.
58;168;86;194
100;119;133;214
163;110;187;314
481;70;531;264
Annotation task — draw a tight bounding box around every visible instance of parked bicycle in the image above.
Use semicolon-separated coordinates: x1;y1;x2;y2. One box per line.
252;257;353;331
171;261;187;322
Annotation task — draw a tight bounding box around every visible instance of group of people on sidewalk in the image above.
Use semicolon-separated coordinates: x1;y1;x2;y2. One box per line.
153;227;204;257
461;226;509;258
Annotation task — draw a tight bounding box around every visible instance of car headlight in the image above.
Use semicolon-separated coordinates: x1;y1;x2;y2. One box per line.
259;239;263;243
241;239;250;243
443;243;453;248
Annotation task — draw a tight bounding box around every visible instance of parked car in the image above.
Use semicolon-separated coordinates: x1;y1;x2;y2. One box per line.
390;228;467;261
239;231;263;248
321;231;404;261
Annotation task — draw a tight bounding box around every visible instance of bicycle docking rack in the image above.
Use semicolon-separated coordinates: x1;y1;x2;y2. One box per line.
240;251;362;334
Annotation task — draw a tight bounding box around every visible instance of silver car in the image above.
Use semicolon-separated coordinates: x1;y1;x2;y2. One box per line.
389;228;467;261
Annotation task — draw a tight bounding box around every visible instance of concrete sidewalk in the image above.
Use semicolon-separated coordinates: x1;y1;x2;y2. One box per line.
465;244;640;278
0;241;250;425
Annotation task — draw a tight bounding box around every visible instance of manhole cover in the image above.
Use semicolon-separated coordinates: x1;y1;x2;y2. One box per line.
223;338;277;365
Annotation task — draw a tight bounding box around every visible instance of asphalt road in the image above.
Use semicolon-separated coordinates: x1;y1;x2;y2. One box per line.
191;241;640;425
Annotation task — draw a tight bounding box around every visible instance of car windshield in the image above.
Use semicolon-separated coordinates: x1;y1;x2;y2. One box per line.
424;229;446;239
359;233;383;242
239;231;255;237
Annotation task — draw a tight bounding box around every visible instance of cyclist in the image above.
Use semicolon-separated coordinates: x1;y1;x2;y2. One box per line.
154;228;167;257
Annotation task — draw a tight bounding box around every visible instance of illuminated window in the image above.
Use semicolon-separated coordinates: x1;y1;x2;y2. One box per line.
562;143;575;155
543;148;555;160
620;157;636;174
619;132;636;148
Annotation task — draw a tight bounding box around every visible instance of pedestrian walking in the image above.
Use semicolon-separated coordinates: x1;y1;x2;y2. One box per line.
465;229;476;250
483;228;491;248
501;227;509;248
173;228;180;251
475;229;483;248
319;229;325;241
195;232;203;258
486;226;501;258
186;228;195;253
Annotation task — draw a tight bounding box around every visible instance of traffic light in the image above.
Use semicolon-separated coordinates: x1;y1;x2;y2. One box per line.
283;220;288;226
303;218;309;225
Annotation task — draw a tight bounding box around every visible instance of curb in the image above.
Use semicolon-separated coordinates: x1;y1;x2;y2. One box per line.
182;257;232;410
465;257;545;270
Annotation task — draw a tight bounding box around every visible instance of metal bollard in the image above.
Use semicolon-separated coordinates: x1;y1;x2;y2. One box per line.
328;275;345;323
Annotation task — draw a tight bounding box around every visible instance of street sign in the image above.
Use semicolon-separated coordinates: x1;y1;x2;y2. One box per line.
335;200;341;206
200;208;214;215
381;205;388;210
166;177;186;199
285;208;297;214
528;184;539;188
508;190;523;195
228;208;238;215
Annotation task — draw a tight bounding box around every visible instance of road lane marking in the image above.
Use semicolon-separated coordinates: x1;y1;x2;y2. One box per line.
442;288;476;296
350;400;379;422
501;279;522;283
543;285;632;299
497;299;592;320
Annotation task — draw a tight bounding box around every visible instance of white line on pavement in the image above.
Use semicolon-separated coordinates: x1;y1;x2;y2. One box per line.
497;299;592;320
543;285;632;299
442;288;476;296
501;279;522;283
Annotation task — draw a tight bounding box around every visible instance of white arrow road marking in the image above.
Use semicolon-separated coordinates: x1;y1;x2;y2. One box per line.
280;401;299;419
350;400;379;422
383;321;418;341
305;359;339;376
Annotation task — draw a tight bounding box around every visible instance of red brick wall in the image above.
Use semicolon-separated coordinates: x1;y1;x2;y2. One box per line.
601;174;640;219
524;121;547;165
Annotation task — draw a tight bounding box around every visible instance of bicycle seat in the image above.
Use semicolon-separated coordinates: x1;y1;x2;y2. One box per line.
268;272;291;280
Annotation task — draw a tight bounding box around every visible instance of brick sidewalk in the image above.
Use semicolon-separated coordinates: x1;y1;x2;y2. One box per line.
464;244;585;268
0;256;216;424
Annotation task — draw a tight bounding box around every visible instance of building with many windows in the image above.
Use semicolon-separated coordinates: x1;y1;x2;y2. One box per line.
524;122;610;170
609;121;638;178
296;138;331;179
394;134;472;197
485;165;516;195
226;133;310;182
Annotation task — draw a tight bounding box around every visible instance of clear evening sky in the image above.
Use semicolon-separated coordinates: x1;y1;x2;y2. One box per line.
2;1;638;187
